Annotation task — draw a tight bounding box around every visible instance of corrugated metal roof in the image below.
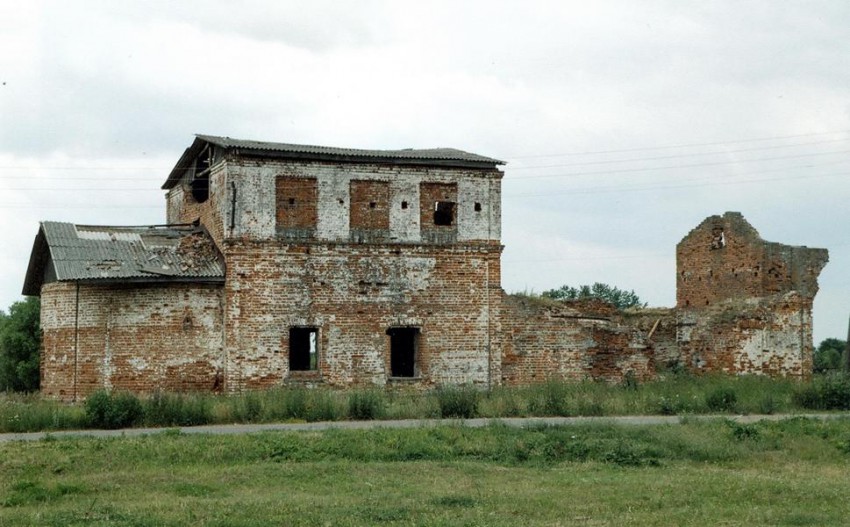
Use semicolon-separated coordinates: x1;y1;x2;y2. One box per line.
163;134;505;189
31;222;224;288
196;134;506;165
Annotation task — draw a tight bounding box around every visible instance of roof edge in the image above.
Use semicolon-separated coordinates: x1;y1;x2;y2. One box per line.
163;134;505;189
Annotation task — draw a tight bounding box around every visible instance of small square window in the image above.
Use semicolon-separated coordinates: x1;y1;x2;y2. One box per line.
433;201;454;226
474;202;482;212
401;201;408;210
289;327;318;371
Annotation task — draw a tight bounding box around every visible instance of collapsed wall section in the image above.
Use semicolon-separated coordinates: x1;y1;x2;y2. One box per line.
675;212;828;378
677;212;828;308
501;295;672;384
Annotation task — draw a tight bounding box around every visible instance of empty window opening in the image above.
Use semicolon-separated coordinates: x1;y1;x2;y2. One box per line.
369;201;377;209
474;202;482;212
338;198;344;205
401;201;408;210
433;201;455;226
289;327;318;371
388;327;419;378
711;228;726;250
288;197;296;206
190;175;209;203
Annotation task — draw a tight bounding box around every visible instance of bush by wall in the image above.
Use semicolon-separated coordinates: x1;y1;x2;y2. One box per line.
85;390;143;429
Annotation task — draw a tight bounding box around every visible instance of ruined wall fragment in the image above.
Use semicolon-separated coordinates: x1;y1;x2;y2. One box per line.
675;212;828;378
501;295;665;384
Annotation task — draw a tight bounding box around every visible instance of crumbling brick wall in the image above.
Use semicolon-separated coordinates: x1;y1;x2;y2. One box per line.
675;212;828;378
165;164;228;246
677;212;828;308
40;282;224;401
501;295;659;384
165;155;506;392
221;240;502;390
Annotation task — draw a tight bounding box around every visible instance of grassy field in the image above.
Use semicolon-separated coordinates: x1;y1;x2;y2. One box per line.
6;373;850;433
2;417;850;526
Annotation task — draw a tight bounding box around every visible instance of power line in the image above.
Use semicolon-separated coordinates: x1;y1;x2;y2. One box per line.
508;149;850;180
505;159;850;190
505;129;850;159
509;137;850;170
506;171;847;199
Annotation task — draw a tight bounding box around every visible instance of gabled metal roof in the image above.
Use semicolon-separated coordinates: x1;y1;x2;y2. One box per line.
23;222;225;295
163;134;505;189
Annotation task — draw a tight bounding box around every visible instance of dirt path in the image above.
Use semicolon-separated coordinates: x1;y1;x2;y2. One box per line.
2;413;848;443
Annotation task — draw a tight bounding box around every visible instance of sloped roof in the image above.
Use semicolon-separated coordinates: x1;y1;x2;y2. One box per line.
23;222;225;295
163;134;505;189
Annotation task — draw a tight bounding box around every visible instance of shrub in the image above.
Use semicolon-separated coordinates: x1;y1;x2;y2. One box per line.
85;390;143;429
144;392;212;427
348;390;385;420
435;385;479;419
792;374;850;410
527;380;570;416
727;421;760;441
284;389;308;420
231;392;263;423
758;393;778;415
621;371;639;391
306;391;341;422
656;395;683;415
705;387;738;412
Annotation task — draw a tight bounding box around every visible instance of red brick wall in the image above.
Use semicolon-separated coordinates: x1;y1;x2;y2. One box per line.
420;182;458;230
40;281;224;401
501;295;657;384
275;177;318;232
676;293;814;378
166;166;226;246
677;212;828;308
349;180;390;230
220;240;502;391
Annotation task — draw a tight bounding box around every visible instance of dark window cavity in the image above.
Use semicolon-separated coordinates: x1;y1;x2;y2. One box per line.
289;327;318;371
190;175;209;203
433;201;455;226
387;327;419;378
474;202;482;212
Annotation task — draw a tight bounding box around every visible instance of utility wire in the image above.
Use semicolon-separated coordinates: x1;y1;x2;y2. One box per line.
506;171;847;198
509;137;850;170
508;149;850;180
505;129;850;159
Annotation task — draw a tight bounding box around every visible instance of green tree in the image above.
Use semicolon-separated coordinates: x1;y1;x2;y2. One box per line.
0;297;41;392
541;282;646;310
813;338;846;374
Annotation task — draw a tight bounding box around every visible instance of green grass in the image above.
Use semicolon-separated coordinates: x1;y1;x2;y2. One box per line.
0;373;844;433
1;418;850;525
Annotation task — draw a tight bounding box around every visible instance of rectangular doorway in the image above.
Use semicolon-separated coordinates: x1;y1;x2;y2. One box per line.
387;327;419;378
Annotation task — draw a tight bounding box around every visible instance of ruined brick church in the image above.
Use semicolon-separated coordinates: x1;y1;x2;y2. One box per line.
23;135;828;400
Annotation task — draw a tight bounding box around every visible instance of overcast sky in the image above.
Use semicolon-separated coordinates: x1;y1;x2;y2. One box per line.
1;1;847;343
